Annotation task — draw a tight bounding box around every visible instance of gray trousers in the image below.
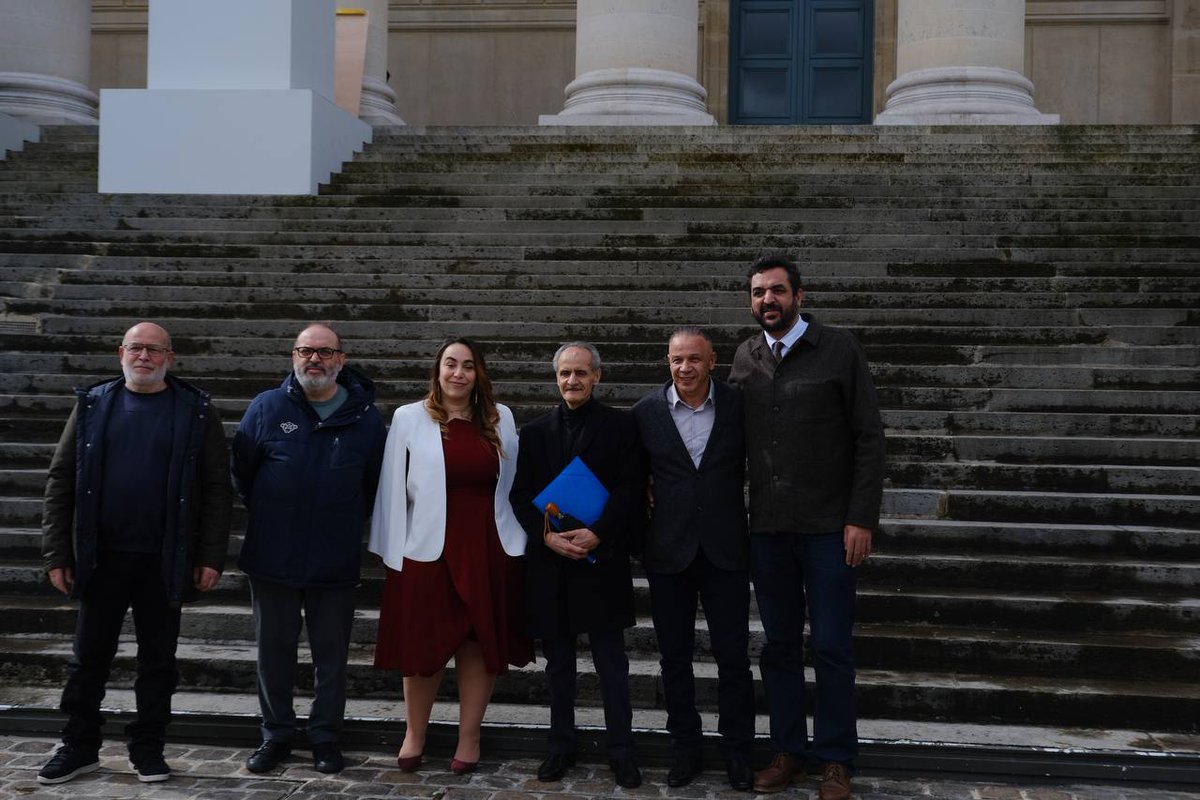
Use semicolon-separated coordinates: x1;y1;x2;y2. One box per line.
249;577;356;745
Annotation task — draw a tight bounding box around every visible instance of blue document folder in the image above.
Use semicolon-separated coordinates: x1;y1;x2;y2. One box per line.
532;456;610;527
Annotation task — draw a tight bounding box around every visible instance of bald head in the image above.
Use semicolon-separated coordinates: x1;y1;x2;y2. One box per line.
119;321;174;393
294;323;341;351
124;322;172;350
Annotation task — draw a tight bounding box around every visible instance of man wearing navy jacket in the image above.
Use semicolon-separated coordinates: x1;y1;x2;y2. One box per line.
39;322;231;786
632;327;755;791
231;323;386;776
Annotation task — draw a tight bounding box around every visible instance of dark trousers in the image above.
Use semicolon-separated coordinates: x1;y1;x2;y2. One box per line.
249;577;356;745
60;551;182;758
542;630;634;760
647;550;754;760
749;531;858;765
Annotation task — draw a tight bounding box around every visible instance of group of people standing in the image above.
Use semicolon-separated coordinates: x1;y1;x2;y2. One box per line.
37;254;884;800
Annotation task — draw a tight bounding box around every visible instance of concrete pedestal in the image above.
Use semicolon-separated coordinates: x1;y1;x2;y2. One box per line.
876;0;1057;125
541;0;714;126
99;90;368;195
0;1;97;124
99;0;371;195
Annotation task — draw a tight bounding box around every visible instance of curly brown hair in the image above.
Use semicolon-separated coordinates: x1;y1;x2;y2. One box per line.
424;337;504;455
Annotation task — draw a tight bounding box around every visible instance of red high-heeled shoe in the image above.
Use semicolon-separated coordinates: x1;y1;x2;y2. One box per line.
449;757;477;775
396;753;423;772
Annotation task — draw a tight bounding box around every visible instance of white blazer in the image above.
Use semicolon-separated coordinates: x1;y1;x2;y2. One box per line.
368;400;526;572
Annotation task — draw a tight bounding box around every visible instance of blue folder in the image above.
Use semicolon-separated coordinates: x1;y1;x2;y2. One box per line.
532;456;610;528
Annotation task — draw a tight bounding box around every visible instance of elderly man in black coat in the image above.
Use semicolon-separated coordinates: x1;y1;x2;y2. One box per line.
631;326;755;791
511;341;646;789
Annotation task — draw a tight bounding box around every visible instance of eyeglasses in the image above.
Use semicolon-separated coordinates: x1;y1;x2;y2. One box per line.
122;343;173;357
293;347;343;360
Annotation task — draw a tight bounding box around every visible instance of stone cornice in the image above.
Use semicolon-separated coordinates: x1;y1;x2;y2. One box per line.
1026;0;1170;24
92;1;578;32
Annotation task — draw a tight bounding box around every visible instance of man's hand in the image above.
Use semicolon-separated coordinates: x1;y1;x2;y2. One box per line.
646;476;655;512
194;566;221;591
48;567;73;595
843;524;872;567
544;527;598;560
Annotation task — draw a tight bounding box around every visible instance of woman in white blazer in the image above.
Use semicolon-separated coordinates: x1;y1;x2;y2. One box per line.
369;338;532;774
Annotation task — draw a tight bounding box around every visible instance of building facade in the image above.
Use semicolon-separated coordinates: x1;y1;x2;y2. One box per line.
5;1;1198;126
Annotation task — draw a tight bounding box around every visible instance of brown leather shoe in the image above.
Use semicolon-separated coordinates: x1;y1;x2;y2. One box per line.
819;762;852;800
753;752;799;794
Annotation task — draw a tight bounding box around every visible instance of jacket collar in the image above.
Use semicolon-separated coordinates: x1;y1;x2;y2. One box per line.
281;364;376;425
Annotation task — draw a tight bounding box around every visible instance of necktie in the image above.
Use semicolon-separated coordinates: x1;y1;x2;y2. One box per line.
772;340;785;364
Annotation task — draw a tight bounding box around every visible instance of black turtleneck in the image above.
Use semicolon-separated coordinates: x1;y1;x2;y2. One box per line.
559;397;595;461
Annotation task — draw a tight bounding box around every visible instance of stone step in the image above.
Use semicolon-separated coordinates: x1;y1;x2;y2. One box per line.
1;590;1194;683
886;434;1200;465
1;634;1195;731
3;224;1197;252
5;192;1199;214
7;404;1197;446
15;282;1198;313
878;519;1200;558
2;385;1196;431
12;215;1200;240
6;252;1197;281
7;296;1195;329
3;543;1196;638
2;350;1196;389
6;204;1199;225
26;269;1200;299
886;462;1198;494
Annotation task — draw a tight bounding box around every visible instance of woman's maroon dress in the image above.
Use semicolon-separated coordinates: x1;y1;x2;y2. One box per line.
375;418;534;675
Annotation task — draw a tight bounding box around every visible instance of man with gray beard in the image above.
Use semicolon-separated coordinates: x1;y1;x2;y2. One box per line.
39;322;231;785
231;324;386;775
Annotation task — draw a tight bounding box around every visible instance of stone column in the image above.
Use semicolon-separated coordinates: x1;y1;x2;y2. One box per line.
357;0;405;125
541;0;714;126
1172;0;1200;123
875;0;1057;125
0;0;98;125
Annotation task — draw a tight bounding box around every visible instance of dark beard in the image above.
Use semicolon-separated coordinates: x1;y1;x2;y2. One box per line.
753;302;798;334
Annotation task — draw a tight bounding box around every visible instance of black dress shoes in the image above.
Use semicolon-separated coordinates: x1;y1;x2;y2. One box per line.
609;757;642;789
667;750;704;787
246;740;291;773
312;742;344;774
536;752;575;782
725;755;755;791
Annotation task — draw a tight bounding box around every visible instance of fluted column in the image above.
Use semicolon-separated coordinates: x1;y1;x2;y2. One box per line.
541;0;714;126
876;0;1057;125
0;0;98;125
357;0;405;125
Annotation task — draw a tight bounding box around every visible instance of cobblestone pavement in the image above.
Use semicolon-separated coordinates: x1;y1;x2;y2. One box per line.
2;736;1198;800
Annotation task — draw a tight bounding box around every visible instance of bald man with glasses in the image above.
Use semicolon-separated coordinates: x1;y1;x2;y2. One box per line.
231;323;386;775
39;322;232;785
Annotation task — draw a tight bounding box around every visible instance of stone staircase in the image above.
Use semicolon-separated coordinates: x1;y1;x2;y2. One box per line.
0;124;1198;767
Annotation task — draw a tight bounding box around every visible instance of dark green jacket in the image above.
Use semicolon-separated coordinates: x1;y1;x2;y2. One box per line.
41;374;232;606
730;315;885;534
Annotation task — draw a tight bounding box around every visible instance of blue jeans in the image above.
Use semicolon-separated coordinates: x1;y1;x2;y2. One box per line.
749;531;858;765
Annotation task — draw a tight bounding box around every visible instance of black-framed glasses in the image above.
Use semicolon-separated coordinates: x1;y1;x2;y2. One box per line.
293;347;343;360
122;343;173;357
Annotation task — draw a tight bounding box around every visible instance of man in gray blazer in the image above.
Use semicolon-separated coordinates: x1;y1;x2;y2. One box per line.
631;327;755;792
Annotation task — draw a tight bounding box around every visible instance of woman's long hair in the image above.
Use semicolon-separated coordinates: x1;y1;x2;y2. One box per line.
425;337;504;455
